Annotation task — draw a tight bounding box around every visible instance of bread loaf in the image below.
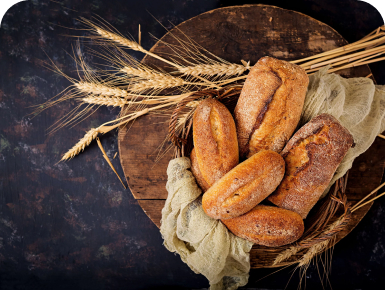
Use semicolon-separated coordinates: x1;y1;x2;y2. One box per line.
202;150;285;219
268;114;354;218
234;56;309;159
190;148;210;192
221;205;304;247
193;98;239;187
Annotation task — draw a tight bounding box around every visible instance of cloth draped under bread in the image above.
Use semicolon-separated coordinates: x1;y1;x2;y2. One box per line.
160;66;385;289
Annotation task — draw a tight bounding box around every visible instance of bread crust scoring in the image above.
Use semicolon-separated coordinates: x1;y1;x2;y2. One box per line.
268;113;354;218
193;98;239;186
202;150;285;219
235;56;309;159
221;205;304;247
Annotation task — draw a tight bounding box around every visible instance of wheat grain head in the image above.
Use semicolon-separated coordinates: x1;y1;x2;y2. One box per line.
61;128;100;161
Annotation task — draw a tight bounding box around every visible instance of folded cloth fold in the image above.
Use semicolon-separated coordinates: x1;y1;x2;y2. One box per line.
160;157;253;290
301;66;385;197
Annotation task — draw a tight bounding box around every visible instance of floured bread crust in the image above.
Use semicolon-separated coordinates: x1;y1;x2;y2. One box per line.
221;205;304;247
268;113;354;218
202;150;285;219
190;148;210;192
235;56;309;159
193;98;239;187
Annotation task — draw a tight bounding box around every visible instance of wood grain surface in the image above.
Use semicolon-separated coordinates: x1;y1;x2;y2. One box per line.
118;4;384;268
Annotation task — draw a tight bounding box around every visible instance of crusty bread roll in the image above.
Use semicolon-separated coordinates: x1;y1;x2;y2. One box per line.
190;148;210;192
192;98;239;187
235;56;309;159
222;205;304;247
202;150;285;219
268;114;354;219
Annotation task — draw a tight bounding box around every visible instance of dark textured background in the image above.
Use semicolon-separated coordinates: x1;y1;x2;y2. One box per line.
0;0;384;289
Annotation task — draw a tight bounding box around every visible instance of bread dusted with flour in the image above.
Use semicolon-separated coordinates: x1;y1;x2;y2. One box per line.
190;148;210;192
221;205;304;247
202;150;285;219
192;98;239;188
268;114;354;218
234;56;309;159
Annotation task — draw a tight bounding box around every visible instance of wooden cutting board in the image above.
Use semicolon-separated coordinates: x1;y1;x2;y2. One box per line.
118;4;385;268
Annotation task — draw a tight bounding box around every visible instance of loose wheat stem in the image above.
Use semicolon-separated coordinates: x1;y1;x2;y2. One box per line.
304;45;385;70
292;35;385;65
351;181;385;212
378;134;385;139
96;137;126;189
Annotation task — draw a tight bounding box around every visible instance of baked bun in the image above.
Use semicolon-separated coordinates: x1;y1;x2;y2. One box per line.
192;98;239;187
235;56;309;159
202;150;285;219
268;114;354;218
222;205;304;247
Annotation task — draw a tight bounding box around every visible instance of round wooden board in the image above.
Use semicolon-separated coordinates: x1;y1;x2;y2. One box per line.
118;4;385;268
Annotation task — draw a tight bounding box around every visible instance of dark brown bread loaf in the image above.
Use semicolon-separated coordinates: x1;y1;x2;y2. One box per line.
202;150;285;219
190;148;210;192
234;56;309;159
192;98;239;187
221;205;304;247
268;114;354;218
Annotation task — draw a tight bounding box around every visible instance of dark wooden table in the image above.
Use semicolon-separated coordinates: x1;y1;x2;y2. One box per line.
0;0;384;289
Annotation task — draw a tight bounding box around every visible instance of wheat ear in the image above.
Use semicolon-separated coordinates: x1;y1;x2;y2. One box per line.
82;95;176;107
121;66;167;80
298;240;330;267
82;96;129;107
273;246;300;265
76;82;129;98
179;63;249;77
95;28;147;53
61;101;178;161
94;27;181;69
61;128;100;161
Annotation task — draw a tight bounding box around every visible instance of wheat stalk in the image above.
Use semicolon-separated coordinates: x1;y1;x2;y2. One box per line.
179;62;249;77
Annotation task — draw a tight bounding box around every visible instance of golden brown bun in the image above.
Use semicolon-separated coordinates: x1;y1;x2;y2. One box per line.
190;148;210;192
268;114;354;219
221;205;304;247
202;150;285;219
235;56;309;159
193;98;239;186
